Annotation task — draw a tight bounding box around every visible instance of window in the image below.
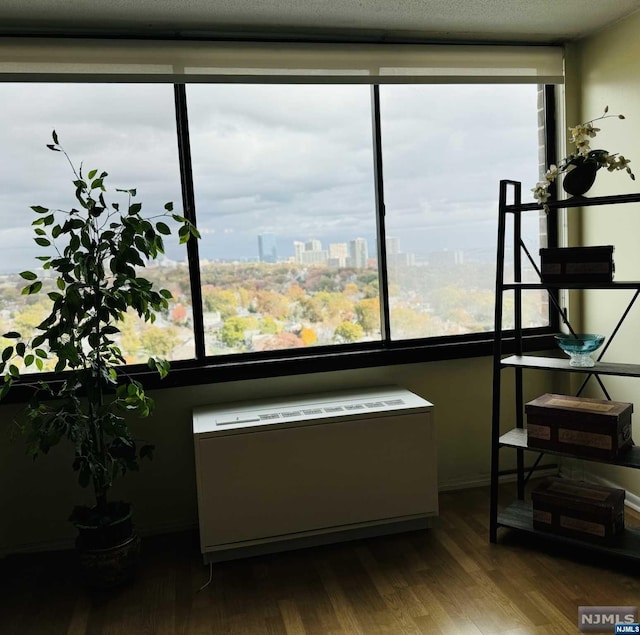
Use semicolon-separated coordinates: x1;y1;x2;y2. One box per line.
0;83;195;372
0;40;562;384
186;84;379;353
380;84;548;338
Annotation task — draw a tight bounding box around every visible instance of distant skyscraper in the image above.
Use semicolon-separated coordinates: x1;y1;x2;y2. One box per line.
258;233;277;263
293;241;305;264
305;239;322;252
328;243;348;268
300;249;329;265
349;237;369;268
386;237;400;255
299;239;328;265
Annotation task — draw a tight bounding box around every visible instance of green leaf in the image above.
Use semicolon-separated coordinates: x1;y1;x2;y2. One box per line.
22;281;42;295
52;130;59;145
35;358;44;371
31;205;49;214
20;271;38;281
128;202;142;216
35;237;51;247
156;222;171;235
57;278;66;290
0;381;11;400
88;169;97;179
178;224;190;244
24;354;34;367
2;347;13;362
148;357;170;379
164;202;173;211
3;332;20;339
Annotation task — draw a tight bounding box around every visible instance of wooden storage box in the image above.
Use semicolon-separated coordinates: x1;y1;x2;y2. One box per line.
539;246;614;283
532;477;625;543
525;393;633;461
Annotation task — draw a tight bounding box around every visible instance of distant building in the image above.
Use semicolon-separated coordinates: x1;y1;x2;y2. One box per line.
386;237;400;255
293;241;305;263
349;237;369;268
300;249;329;265
293;238;328;265
385;236;415;267
429;249;464;266
388;252;416;267
305;239;322;252
328;242;348;267
258;233;278;263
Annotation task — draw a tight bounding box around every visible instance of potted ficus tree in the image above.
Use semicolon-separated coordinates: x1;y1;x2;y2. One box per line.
0;131;199;586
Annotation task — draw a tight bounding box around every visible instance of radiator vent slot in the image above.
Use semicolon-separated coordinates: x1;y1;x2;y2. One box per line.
216;397;408;426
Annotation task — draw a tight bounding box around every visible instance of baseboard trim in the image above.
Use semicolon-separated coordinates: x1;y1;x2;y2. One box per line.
582;473;640;514
438;466;559;492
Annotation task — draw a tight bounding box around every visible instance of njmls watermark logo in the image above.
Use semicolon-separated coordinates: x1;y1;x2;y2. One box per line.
579;606;638;633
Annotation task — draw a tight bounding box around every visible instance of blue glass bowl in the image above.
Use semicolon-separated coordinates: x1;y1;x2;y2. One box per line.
555;333;604;367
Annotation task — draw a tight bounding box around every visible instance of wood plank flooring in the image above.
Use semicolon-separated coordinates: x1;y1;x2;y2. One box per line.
1;485;639;634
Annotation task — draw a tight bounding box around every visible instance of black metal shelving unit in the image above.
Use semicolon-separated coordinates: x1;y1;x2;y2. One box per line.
489;179;640;562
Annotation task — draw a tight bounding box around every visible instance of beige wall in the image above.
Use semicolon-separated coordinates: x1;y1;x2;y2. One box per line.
566;10;640;499
0;357;556;555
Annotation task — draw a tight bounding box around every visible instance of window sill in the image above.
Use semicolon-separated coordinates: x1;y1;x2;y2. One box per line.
0;329;556;404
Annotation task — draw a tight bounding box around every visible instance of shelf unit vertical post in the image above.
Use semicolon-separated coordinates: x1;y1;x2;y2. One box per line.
490;180;510;543
513;182;526;500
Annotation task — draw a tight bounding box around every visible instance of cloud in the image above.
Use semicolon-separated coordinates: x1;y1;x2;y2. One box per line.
0;82;541;268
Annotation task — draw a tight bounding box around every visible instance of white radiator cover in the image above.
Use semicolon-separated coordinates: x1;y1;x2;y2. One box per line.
193;385;437;562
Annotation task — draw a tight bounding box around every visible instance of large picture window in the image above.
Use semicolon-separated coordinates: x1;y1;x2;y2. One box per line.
187;84;379;354
0;40;561;383
0;83;195;371
380;84;547;338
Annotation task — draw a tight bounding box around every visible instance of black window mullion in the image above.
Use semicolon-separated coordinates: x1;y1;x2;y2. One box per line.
370;85;391;343
174;84;206;361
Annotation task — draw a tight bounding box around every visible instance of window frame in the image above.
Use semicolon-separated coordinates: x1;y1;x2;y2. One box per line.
0;76;560;402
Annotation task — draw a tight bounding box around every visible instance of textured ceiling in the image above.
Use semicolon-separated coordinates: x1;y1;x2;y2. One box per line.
1;0;639;43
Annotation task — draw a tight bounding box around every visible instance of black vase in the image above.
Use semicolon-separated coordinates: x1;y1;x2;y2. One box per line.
562;161;599;197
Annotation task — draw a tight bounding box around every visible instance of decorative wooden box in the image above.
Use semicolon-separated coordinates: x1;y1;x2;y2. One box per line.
539;246;614;282
525;393;633;461
532;477;625;543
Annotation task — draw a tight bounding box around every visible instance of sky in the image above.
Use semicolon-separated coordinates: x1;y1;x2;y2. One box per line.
0;82;542;273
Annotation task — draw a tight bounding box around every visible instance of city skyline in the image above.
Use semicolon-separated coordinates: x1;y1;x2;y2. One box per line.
258;234;420;268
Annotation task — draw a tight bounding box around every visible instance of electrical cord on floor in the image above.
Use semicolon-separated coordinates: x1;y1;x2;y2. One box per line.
197;562;213;592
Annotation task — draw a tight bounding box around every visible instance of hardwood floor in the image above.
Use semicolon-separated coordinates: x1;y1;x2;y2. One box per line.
1;486;639;634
